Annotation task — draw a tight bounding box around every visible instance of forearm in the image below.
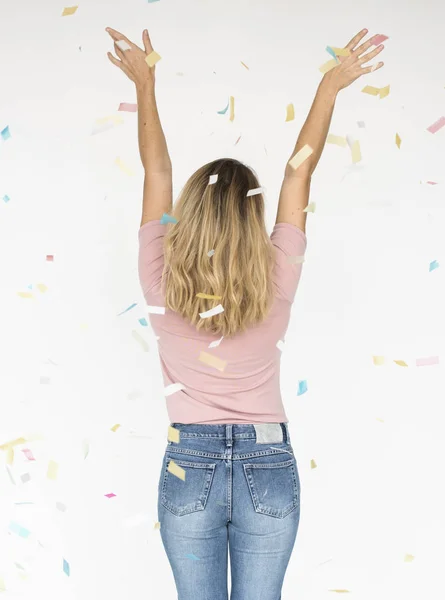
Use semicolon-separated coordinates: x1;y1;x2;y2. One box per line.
136;83;172;173
285;77;338;177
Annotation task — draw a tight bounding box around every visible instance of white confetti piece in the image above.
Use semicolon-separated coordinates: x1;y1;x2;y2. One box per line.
146;305;165;314
116;39;131;51
199;304;224;319
287;255;305;264
164;383;185;397
208;336;224;348
276;340;285;352
207;249;215;257
209;174;218;184
56;502;67;512
246;187;263;197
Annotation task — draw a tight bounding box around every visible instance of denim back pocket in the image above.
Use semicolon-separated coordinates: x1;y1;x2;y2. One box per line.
161;456;216;516
243;457;300;519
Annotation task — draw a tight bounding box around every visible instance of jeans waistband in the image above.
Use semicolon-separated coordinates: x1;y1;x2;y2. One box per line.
169;422;290;444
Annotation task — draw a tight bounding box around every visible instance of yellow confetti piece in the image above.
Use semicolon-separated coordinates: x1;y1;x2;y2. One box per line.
17;292;33;299
196;293;222;300
376;418;385;423
319;58;338;74
395;133;401;148
373;356;385;366
351;140;362;163
330;47;350;56
0;437;26;451
111;424;121;432
327;134;347;147
404;554;415;562
62;5;78;16
36;283;48;293
0;577;5;591
6;447;14;465
229;96;235;122
96;115;124;126
115;157;135;176
154;521;161;529
167;426;180;443
145;50;161;68
288;144;313;171
303;202;316;213
379;85;390;99
310;459;317;469
132;330;149;352
79;323;88;330
240;61;249;70
329;590;351;594
199;351;227;372
362;85;380;96
394;359;408;367
285;104;295;122
168;459;185;481
47;460;59;480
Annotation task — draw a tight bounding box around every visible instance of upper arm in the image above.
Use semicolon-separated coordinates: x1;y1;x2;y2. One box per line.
275;174;311;234
140;170;173;228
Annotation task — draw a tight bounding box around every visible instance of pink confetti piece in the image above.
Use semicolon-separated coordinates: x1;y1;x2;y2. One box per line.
105;493;116;498
21;449;36;461
370;34;388;45
118;102;137;112
46;255;54;262
426;181;438;185
427;116;445;134
416;356;439;367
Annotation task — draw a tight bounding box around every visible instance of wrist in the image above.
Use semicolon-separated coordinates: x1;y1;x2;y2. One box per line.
319;75;339;100
136;81;155;95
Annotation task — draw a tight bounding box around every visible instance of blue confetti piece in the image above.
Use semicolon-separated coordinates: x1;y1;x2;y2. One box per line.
1;125;11;141
9;521;31;538
117;303;137;316
147;0;160;2
185;553;200;560
139;317;148;326
63;558;70;576
297;380;308;396
160;213;178;225
325;46;339;63
217;100;229;115
3;194;10;203
429;260;439;272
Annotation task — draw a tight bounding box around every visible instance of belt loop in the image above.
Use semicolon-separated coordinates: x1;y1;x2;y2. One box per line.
282;423;289;443
225;424;233;447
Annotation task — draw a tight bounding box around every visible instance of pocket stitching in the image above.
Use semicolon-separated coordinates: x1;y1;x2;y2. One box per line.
243;460;299;519
161;458;216;517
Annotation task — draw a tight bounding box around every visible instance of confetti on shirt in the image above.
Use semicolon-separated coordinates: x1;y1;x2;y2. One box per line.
276;340;285;352
285;104;295;121
199;304;224;319
118;102;137;112
427;116;445;134
416;356;439;367
63;558;70;576
327;134;347;147
199;351;227;372
373;356;385;366
167;459;186;481
297;380;308;395
429;260;439;271
145;50;161;68
229;96;235;122
208;336;224;348
217;99;229;114
1;125;11;141
395;133;402;148
303;202;316;213
288;144;313;171
167;426;180;443
310;459;317;469
146;305;166;314
246;187;263;197
394;360;408;367
164;383;186;397
160;213;178;225
47;460;59;480
287;255;305;264
196;293;222;300
209;174;218;184
105;493;116;498
62;6;78;16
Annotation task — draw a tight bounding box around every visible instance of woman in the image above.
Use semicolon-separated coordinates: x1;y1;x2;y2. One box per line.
106;26;384;600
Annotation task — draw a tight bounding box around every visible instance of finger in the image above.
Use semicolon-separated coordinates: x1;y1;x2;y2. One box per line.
106;27;137;49
142;29;153;54
353;37;376;58
362;61;384;74
114;41;127;62
344;28;368;51
107;52;132;77
358;44;384;65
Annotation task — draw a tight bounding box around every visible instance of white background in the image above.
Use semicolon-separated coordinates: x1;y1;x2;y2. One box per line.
0;0;444;598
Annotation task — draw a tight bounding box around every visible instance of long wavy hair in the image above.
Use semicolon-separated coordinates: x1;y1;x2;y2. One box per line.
162;158;275;338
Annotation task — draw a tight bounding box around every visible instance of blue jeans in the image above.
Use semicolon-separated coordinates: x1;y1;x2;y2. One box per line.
157;422;301;600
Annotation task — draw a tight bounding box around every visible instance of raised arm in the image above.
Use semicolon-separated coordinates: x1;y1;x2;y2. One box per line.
275;28;385;232
106;27;173;226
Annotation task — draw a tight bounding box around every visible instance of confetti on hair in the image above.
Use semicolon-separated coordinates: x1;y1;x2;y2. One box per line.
146;305;166;314
297;380;308;395
288;144;313;171
167;426;180;443
285;104;295;122
164;383;186;396
145;50;161;68
246;187;263;197
199;351;227;372
207;249;215;257
429;260;439;272
160;213;178;225
199;304;224;319
118;102;137;112
62;6;78;16
416;356;439;367
209;174;218;184
167;459;185;481
196;293;222;300
427;116;445;134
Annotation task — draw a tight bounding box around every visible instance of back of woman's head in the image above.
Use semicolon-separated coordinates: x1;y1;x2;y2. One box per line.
162;158;275;338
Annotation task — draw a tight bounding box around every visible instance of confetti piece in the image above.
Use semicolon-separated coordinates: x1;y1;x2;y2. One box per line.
160;213;178;225
0;437;26;451
105;493;116;498
209;174;218;184
370;34;389;45
139;317;148;326
376;418;385;422
6;466;16;485
21;473;31;483
287;255;305;264
56;502;67;512
21;449;35;461
303;202;316;213
199;304;224;319
357;121;365;128
186;553;201;560
217;99;229;115
362;85;380;96
0;578;5;591
147;0;161;3
310;459;317;469
154;521;161;529
208;336;224;348
164;383;185;397
325;46;339;62
118;303;137;316
276;340;285;352
328;590;350;593
427;116;445;134
416;356;439;367
17;291;33;299
327;134;347;147
229;96;235;122
395;133;402;148
196;293;222;300
167;426;180;443
47;460;59;480
62;6;78;16
373;356;385;366
240;61;249;70
46;254;54;261
330;47;351;57
319;58;338;74
168;459;185;481
234;135;241;146
426;181;437;185
146;305;166;314
145;50;161;68
207;249;215;257
285;104;295;122
1;126;11;141
199;351;227;372
246;187;263;197
297;380;308;395
351;140;362;163
132;330;149;352
379;85;390;99
115;157;134;176
9;521;30;538
92;117;124;135
429;260;439;271
40;376;51;385
111;424;121;432
288;144;314;171
63;559;70;576
394;360;408;367
6;448;14;465
404;554;415;562
118;102;137;112
3;194;10;203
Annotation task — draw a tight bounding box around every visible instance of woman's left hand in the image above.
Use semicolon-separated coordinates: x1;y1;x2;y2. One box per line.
106;28;156;88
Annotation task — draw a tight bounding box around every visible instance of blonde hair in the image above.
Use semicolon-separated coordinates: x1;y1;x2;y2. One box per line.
162;158;275;338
